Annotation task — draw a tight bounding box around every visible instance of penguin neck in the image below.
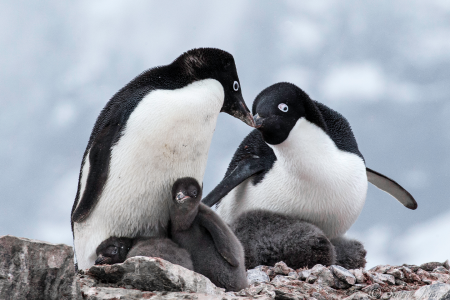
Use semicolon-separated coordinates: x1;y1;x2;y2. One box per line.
270;118;340;174
170;204;199;231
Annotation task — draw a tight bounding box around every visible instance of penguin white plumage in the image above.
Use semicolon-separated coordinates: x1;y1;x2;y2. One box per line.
71;48;254;270
204;82;417;241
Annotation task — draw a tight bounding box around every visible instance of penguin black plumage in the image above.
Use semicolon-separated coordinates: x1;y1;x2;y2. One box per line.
95;237;194;271
71;48;254;269
169;177;248;292
203;82;417;268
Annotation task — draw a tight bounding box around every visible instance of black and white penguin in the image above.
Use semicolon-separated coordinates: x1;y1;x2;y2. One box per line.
203;82;417;267
169;177;248;292
71;48;255;270
95;236;194;270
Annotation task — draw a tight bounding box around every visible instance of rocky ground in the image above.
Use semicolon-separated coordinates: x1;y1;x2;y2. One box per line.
1;235;449;300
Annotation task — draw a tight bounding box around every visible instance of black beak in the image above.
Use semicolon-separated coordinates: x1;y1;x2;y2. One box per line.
253;114;264;128
222;94;255;127
176;192;190;203
94;254;111;265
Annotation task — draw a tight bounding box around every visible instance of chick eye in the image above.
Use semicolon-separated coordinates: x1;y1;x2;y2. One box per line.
278;103;288;112
112;248;118;255
192;190;197;197
233;81;239;91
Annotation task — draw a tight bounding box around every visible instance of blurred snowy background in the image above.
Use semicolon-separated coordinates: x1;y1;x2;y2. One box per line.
1;1;449;268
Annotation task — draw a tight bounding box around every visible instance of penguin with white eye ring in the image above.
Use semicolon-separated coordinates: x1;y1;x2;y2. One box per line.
71;48;255;270
203;82;417;270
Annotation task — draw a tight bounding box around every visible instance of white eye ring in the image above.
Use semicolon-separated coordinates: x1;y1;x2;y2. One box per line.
278;103;288;112
233;81;239;91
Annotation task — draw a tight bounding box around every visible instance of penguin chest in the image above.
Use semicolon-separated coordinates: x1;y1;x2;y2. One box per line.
218;119;368;238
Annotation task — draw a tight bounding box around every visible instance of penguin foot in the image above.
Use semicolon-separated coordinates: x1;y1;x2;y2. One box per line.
330;236;367;269
232;210;336;269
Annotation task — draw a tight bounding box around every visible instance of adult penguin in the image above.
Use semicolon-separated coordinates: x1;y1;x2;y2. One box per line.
71;48;254;270
203;82;417;268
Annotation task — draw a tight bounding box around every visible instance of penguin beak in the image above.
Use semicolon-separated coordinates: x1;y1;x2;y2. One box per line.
253;114;264;128
176;192;191;203
94;254;111;265
222;94;255;127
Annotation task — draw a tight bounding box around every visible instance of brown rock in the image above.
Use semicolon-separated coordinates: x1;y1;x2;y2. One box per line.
86;256;224;294
0;235;80;300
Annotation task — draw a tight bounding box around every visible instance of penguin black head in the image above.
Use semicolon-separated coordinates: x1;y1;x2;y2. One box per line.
171;177;202;210
95;237;133;265
252;82;327;145
175;48;255;127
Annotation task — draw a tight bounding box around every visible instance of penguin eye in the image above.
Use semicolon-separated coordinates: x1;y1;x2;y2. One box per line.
111;248;118;255
233;81;240;91
192;190;197;197
278;103;289;112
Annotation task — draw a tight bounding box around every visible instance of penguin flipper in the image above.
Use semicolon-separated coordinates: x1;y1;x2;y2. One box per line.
202;157;266;207
197;204;242;267
366;167;418;210
72;124;120;223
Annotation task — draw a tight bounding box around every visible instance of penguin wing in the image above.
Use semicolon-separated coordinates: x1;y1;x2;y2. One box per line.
202;129;275;207
366;167;418;210
197;204;241;267
71;122;122;223
202;157;266;207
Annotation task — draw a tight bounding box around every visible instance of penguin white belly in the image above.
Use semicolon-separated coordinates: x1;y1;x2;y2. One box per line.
217;118;368;239
74;79;224;269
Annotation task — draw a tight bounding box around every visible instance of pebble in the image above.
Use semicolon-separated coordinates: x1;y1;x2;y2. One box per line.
433;266;449;274
371;273;395;285
299;270;312;281
352;269;365;283
386;267;404;279
330;265;356;285
419;261;444;272
430;273;450;283
247;268;270;284
273;261;294;275
343;291;370;300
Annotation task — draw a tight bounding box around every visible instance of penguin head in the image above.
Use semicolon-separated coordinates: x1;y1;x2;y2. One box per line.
252;82;327;145
95;237;133;265
176;48;255;127
171;177;202;211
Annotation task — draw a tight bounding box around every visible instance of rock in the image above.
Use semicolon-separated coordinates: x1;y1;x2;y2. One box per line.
287;271;299;279
343;291;370;300
258;265;275;277
330;265;356;285
86;256;223;295
352;269;365;283
430;273;450;283
387;268;404;279
433;266;449;274
370;273;395;285
308;265;334;287
0;235;80;300
306;274;317;284
390;282;450;300
247;268;270;284
298;270;311;281
445;260;450;270
369;265;391;274
274;261;294;275
419;262;446;272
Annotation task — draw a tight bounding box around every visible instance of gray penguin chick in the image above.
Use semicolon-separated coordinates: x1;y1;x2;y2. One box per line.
231;210;337;269
330;236;367;269
95;236;193;270
169;177;248;292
